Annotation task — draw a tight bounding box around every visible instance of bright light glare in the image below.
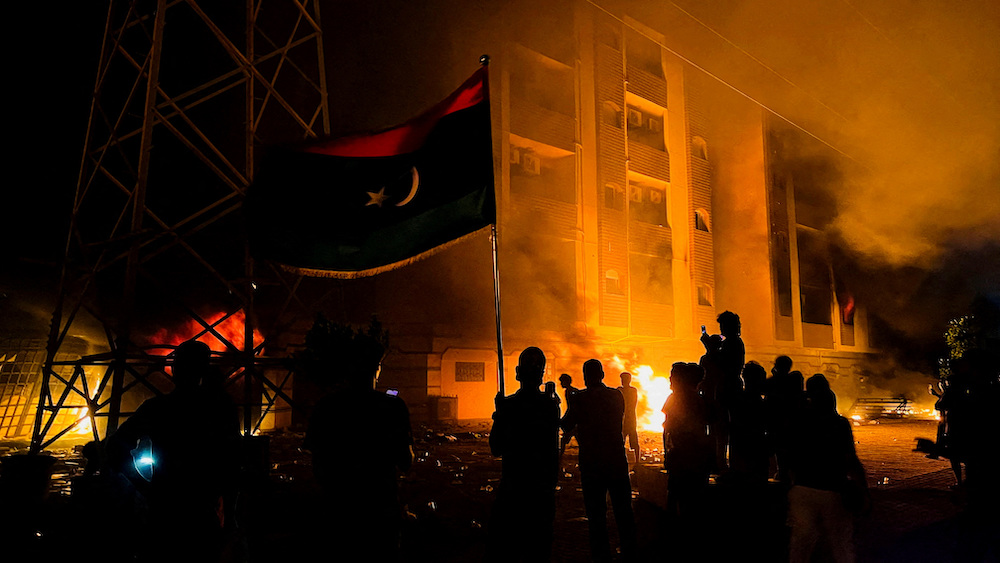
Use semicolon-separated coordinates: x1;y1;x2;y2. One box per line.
137;456;155;466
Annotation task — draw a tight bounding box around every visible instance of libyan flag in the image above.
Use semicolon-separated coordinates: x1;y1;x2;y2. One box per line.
246;66;495;278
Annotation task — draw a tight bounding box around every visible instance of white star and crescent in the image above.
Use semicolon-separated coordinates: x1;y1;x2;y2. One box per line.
364;167;419;209
366;187;388;207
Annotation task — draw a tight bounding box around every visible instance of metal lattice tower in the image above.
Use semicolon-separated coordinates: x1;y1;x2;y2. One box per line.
31;0;330;452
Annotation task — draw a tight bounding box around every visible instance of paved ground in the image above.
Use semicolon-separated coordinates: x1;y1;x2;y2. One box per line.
3;419;997;561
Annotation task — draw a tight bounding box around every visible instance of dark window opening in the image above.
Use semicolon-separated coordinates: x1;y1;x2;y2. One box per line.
697;284;713;306
797;229;832;325
626;29;663;77
692;136;708;160
602;101;623;129
604;183;624;211
605;270;624;295
695;209;710;232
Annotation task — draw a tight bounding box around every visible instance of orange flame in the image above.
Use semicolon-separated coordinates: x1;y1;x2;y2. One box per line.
609;355;672;432
149;310;264;355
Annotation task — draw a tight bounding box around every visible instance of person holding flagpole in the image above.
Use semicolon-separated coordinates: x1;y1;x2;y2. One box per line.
488;347;560;562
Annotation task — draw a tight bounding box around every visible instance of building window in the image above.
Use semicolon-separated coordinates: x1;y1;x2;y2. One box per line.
692;136;708;160
602;101;623;128
605;270;624;295
604;183;624;211
626;105;665;151
629;181;668;226
597;23;621;50
626;29;664;78
697;284;714;306
510;144;576;203
797;229;832;325
455;361;486;382
695;209;710;232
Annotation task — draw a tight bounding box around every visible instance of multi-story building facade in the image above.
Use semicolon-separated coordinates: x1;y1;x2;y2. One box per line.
371;3;877;421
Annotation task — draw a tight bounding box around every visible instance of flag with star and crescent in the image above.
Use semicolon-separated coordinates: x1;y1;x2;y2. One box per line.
246;66;495;278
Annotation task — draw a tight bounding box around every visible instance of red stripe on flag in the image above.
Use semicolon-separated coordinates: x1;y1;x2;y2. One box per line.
303;67;488;158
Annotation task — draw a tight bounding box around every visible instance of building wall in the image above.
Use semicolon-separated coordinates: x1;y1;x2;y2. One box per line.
413;2;876;420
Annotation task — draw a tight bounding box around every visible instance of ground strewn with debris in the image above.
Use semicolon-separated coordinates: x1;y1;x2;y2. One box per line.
3;419;992;561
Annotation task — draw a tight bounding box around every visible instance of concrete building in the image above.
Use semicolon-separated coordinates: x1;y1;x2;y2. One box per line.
366;2;877;422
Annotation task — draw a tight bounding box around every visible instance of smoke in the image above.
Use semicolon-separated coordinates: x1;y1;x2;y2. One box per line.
650;0;999;358
317;0;1000;378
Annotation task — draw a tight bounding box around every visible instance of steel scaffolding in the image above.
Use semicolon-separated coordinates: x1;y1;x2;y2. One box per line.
30;0;330;452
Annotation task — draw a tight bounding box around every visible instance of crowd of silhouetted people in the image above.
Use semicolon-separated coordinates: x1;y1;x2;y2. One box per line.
485;310;878;563
61;309;998;563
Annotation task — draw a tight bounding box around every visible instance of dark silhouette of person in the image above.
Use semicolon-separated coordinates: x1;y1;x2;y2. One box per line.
618;371;641;464
729;361;769;485
722;361;772;561
106;340;231;561
954;349;1000;561
661;362;712;522
558;373;580;456
198;364;240;532
304;329;413;562
710;311;745;472
697;334;727;472
764;356;802;482
487;347;560;562
561;359;638;562
786;374;867;563
716;311;746;389
544;381;561;415
937;358;974;488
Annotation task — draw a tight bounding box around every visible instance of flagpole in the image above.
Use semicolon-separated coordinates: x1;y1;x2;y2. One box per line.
491;223;505;396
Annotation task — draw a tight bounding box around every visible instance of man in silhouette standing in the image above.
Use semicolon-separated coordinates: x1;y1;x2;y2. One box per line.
619;371;641;464
561;359;638;562
488;347;560;562
559;373;580;456
305;324;413;561
106;339;231;562
712;311;745;472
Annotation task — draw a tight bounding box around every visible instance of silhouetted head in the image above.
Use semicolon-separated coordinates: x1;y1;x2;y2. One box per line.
173;340;210;391
788;371;805;393
742;361;767;395
806;374;836;415
582;359;604;388
773;355;793;377
669;362;686;385
515;347;546;390
301;314;388;390
669;362;702;393
717;311;741;338
559;373;573;389
347;333;387;388
544;381;557;397
620;372;632;386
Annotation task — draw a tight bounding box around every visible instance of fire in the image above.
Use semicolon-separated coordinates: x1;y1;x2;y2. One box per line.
610;356;672;432
149;309;264;356
71;407;93;435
